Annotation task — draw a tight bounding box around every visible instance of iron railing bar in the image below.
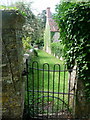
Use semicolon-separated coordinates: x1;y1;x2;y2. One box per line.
32;62;34;118
42;64;45;119
47;64;50;119
37;62;39;116
62;65;66;116
57;64;61;117
68;71;71;108
32;61;38;118
52;65;55;116
29;67;76;72
26;59;29;114
28;90;74;95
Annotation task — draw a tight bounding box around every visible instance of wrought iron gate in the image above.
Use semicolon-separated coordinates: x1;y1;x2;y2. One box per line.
25;59;77;119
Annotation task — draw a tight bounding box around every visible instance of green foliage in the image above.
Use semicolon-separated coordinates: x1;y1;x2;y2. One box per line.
59;0;90;4
38;10;46;28
55;1;90;101
10;2;44;48
22;37;32;52
1;2;45;50
0;5;17;10
51;42;64;58
0;5;26;16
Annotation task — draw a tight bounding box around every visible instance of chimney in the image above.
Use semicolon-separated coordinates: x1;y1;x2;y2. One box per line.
46;7;52;18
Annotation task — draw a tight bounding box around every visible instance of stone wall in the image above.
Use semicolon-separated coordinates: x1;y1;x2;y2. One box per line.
69;66;90;119
75;79;90;119
68;66;77;116
2;10;25;119
0;10;2;120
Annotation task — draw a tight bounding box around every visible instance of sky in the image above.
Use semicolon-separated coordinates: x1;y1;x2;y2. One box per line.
0;0;60;15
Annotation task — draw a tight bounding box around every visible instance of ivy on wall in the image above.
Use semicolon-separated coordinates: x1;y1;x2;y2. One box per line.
55;2;90;101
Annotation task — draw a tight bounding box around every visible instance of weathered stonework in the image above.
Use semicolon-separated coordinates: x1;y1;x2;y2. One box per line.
69;66;90;119
2;10;25;119
68;66;77;116
75;80;90;119
0;10;2;120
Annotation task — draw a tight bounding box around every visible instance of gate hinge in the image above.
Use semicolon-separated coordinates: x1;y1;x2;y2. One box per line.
22;68;28;76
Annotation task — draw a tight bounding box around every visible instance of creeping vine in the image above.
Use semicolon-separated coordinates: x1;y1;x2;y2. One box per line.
55;2;90;101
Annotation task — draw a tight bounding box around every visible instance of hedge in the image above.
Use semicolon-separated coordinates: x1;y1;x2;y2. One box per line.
55;1;90;101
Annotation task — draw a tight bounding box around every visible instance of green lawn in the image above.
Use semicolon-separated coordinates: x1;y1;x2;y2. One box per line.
31;49;64;65
27;50;69;115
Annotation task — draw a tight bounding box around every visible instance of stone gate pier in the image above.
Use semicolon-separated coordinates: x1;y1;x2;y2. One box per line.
2;10;25;119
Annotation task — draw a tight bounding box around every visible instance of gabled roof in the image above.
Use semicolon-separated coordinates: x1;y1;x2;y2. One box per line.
46;7;59;32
